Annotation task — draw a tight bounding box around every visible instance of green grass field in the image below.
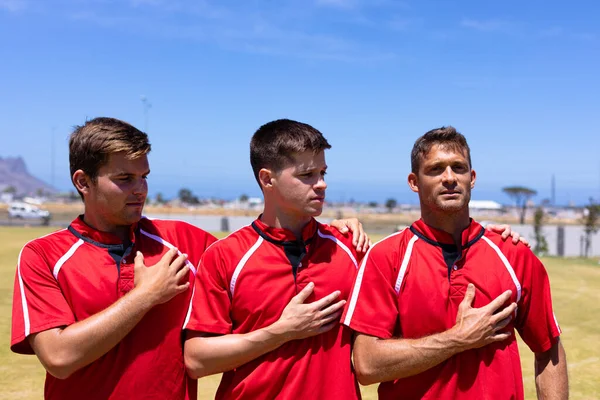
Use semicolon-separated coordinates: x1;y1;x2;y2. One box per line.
1;227;599;399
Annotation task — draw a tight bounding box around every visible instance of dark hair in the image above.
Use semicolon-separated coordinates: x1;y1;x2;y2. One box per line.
250;119;331;185
410;126;471;173
69;117;151;197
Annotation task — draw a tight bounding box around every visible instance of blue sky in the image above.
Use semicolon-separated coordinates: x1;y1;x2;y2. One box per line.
1;0;599;205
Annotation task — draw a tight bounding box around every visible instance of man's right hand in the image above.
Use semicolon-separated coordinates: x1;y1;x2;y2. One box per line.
451;283;517;351
274;282;346;341
134;248;190;306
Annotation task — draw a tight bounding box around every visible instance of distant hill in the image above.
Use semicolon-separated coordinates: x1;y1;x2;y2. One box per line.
0;156;56;196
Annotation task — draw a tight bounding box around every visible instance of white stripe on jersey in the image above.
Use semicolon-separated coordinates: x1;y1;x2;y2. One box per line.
394;235;419;293
230;236;264;296
343;230;405;326
317;229;358;269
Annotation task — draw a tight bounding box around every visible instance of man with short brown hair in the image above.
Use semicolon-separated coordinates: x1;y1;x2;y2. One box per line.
344;126;568;400
11;117;217;399
183;119;364;399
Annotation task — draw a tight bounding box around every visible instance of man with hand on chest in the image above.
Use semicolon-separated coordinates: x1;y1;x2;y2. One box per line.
344;126;568;400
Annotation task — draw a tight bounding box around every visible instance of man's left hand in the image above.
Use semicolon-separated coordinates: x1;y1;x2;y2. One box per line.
486;224;530;247
330;218;371;253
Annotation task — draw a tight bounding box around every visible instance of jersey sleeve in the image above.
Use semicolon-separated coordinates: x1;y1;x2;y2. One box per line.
321;223;363;267
184;244;232;334
342;241;400;339
514;249;561;353
176;222;218;268
11;243;76;354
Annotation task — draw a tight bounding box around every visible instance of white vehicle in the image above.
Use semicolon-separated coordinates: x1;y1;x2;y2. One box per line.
8;202;51;224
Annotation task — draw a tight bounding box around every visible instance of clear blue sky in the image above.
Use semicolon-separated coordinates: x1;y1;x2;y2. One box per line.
1;0;599;205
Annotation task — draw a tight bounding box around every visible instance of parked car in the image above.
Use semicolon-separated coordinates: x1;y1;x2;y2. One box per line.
8;202;51;225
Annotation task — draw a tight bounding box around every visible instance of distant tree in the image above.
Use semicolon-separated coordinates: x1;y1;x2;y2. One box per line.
368;201;378;208
532;207;549;255
239;194;249;202
582;198;600;258
502;186;537;224
178;188;197;204
68;191;79;201
155;192;166;204
385;198;397;213
3;185;16;194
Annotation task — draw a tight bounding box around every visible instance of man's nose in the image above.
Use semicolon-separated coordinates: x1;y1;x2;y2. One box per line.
314;176;327;190
441;166;457;184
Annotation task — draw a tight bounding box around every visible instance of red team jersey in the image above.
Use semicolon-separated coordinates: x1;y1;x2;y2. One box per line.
11;216;217;400
343;219;561;400
185;218;362;400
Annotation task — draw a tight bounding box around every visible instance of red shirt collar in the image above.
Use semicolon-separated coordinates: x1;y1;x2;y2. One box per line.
253;217;318;243
69;215;137;245
410;218;483;247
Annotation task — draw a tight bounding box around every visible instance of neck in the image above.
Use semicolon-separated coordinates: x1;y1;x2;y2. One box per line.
82;210;131;242
261;204;312;240
420;206;471;246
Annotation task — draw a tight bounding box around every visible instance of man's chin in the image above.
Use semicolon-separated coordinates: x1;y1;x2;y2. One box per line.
305;206;324;217
122;210;144;225
436;200;467;213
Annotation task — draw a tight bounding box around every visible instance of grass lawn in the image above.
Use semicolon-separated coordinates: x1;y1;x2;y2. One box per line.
1;227;598;399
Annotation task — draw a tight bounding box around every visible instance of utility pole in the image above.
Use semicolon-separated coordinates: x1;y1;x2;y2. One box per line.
551;174;556;206
140;95;152;132
51;126;56;189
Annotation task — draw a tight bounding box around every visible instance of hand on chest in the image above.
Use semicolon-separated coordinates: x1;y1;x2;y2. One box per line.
229;248;355;330
397;248;518;337
60;239;194;320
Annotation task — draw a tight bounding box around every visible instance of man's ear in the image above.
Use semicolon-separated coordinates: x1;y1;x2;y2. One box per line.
470;169;476;189
258;168;274;191
407;172;419;193
72;170;92;196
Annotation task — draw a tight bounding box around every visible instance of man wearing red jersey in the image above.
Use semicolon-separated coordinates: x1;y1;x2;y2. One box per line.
344;126;568;400
184;119;364;399
10;117;368;400
10;117;220;399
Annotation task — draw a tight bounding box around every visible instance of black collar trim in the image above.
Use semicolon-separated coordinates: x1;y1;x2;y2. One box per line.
409;225;485;250
251;221;317;247
68;225;132;250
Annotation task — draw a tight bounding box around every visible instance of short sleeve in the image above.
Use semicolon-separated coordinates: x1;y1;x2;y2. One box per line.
342;242;400;339
184;245;232;334
175;223;218;269
515;251;561;353
11;244;76;354
321;223;364;266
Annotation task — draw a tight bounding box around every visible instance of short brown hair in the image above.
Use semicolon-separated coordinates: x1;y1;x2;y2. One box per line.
69;117;151;196
250;119;331;185
411;126;471;173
